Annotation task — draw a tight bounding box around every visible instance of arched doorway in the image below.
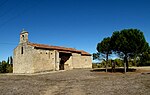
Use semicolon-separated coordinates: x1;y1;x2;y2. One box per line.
59;52;71;70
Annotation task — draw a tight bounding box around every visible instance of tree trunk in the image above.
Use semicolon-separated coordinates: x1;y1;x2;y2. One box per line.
126;59;129;72
106;53;108;72
124;61;126;73
124;54;129;73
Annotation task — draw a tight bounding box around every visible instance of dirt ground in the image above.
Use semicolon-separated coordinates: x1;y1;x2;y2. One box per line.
0;68;150;95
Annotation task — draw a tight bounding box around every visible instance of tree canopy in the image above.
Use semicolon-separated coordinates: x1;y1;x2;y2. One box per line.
111;29;149;71
95;37;112;72
97;37;111;55
111;29;149;55
93;28;149;72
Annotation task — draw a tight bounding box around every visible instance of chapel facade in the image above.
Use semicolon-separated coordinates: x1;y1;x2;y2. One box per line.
13;30;92;73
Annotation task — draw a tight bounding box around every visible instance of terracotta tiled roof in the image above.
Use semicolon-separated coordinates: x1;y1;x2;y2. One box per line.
79;50;91;56
28;42;91;56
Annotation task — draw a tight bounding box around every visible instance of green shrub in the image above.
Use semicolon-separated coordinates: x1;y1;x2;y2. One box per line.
0;61;13;73
6;64;13;73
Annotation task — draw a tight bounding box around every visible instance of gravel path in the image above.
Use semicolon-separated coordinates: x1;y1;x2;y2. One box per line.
0;69;150;95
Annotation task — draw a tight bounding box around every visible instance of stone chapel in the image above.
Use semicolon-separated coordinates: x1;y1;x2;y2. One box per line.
13;30;92;73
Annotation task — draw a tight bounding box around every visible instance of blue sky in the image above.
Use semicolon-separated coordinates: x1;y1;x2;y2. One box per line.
0;0;150;61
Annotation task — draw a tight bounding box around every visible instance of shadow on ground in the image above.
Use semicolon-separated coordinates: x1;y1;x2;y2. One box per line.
92;68;136;73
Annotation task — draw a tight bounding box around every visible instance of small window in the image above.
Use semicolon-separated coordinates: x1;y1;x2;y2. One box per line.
21;47;23;54
22;35;25;40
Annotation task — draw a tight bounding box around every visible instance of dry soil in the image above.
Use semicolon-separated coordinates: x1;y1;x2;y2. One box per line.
0;69;150;95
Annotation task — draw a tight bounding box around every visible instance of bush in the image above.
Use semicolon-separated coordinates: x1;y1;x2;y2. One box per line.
0;61;13;73
138;61;150;66
92;63;99;68
92;63;104;68
6;64;13;73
